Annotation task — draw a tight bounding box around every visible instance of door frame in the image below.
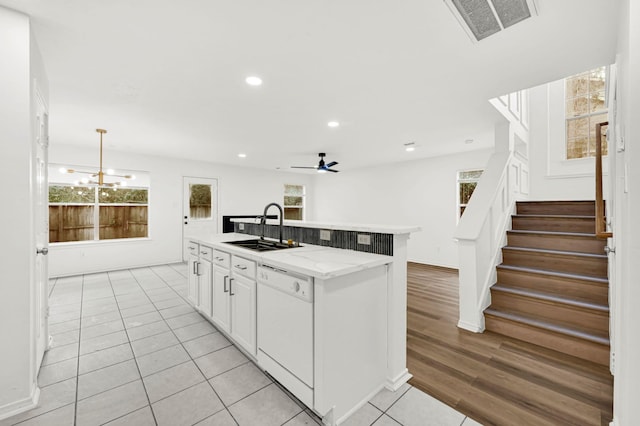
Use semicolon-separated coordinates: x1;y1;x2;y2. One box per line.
33;84;49;374
182;176;219;261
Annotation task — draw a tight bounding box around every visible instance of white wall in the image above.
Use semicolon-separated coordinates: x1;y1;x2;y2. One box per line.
528;77;609;200
311;148;493;268
612;0;640;423
48;145;315;276
0;6;43;417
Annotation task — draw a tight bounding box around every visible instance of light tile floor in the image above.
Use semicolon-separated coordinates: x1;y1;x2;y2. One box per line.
1;263;481;426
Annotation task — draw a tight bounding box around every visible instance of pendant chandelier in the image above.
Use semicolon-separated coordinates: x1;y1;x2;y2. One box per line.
59;129;135;187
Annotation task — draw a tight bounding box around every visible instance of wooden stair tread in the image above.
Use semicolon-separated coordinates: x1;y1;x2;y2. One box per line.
484;308;610;346
503;246;607;259
507;229;599;238
491;285;609;312
513;214;595;219
496;264;609;284
517;200;595;204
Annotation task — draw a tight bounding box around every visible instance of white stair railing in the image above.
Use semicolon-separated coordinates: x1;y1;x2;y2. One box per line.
455;90;530;332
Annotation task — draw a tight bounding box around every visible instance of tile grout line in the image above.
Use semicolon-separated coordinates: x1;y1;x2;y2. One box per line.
129;267;236;416
106;269;160;426
10;279;84;426
152;263;315;425
73;274;86;425
76;347;134;376
145;265;241;425
376;385;413;426
47;276;58;298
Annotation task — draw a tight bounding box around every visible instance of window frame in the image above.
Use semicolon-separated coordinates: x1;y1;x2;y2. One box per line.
457;169;483;219
564;66;608;160
283;184;305;221
48;169;150;244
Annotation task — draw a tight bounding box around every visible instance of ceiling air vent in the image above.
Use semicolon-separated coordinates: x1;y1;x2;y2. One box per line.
446;0;538;42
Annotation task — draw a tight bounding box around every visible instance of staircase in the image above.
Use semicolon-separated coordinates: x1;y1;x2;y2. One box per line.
484;200;610;366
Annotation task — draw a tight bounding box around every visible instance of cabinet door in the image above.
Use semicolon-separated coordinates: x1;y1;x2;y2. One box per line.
230;274;256;356
187;255;199;307
198;259;213;318
212;266;231;333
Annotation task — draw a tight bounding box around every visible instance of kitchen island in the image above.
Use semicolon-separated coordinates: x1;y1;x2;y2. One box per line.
186;222;418;425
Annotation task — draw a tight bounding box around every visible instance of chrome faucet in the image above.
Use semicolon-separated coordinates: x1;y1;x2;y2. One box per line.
260;202;284;243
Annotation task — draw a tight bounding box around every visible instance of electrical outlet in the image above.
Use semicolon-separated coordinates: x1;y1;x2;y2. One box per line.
320;229;331;241
357;234;371;245
239;223;245;231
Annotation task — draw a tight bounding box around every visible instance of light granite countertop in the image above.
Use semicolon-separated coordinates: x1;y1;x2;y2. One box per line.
187;233;393;280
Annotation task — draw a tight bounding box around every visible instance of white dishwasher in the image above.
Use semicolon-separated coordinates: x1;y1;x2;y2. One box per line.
257;265;314;407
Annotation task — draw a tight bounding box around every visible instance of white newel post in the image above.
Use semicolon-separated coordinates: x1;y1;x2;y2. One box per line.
457;240;484;332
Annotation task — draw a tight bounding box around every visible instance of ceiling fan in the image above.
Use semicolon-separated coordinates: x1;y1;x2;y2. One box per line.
291;153;339;173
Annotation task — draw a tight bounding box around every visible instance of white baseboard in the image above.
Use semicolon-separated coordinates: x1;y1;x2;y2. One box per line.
49;259;185;278
457;319;485;333
0;385;40;422
386;369;412;391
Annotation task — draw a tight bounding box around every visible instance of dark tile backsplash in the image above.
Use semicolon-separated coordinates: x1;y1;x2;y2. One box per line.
234;222;394;256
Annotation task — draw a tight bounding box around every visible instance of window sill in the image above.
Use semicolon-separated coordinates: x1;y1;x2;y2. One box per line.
50;237;152;248
546;155;609;179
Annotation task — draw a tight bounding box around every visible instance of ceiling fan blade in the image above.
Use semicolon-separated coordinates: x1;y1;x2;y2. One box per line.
291;166;318;169
326;168;339;173
325;161;338;168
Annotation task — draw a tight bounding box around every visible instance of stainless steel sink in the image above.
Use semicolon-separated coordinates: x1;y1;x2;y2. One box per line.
223;238;298;252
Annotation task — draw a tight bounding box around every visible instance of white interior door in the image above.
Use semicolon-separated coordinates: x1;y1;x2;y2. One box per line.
34;93;49;370
183;177;218;260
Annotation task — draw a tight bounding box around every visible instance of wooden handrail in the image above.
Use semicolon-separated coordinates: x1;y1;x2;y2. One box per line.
595;121;612;239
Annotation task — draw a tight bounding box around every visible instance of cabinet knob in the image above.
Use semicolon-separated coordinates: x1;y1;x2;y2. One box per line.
36;247;49;255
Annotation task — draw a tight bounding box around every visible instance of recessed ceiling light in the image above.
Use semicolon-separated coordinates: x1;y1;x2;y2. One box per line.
404;142;416;152
238;153;247;158
327;121;340;128
245;76;262;86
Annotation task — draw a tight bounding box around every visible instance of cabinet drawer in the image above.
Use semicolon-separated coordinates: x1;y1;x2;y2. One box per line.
199;246;213;262
212;250;230;269
187;242;199;256
231;255;256;279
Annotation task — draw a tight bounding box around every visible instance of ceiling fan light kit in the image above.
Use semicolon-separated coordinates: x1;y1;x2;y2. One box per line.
291;153;340;173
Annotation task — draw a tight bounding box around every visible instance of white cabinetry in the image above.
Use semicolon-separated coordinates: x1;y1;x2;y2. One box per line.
186;241;214;318
187;241;199;306
197;246;213;317
230;273;256;355
212;250;231;333
209;251;257;356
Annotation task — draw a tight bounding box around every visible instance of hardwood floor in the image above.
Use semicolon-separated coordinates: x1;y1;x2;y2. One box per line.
406;262;613;426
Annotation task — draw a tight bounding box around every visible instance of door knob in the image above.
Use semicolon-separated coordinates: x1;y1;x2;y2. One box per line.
36;247;48;255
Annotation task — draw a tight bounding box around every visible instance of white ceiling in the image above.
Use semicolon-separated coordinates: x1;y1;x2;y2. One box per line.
1;0;620;172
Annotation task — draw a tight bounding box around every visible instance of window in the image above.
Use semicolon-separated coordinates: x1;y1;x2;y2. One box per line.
189;184;212;219
565;67;608;159
49;164;149;243
457;170;483;217
283;184;304;220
